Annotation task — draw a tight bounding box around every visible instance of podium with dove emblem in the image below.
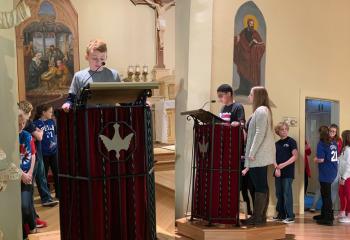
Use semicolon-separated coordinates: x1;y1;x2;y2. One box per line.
180;109;243;226
56;82;159;240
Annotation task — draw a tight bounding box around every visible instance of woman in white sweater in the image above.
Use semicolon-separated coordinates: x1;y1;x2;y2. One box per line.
242;86;276;226
338;130;350;223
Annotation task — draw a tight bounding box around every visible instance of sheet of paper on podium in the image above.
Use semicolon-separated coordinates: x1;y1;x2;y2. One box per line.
181;109;227;124
81;82;159;105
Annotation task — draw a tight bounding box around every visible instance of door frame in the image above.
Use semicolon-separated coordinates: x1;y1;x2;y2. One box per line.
298;89;340;214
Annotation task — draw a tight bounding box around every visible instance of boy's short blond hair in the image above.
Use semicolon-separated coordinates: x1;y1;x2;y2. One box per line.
275;122;289;135
18;100;33;115
86;39;107;55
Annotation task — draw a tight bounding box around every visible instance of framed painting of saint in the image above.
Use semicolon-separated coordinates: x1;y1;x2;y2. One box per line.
233;1;266;97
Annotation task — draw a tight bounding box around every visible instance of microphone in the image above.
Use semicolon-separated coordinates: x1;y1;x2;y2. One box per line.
200;100;216;109
76;62;106;105
81;62;106;88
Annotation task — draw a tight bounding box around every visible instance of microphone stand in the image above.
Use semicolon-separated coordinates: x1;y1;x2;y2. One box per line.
75;62;106;107
201;100;216;109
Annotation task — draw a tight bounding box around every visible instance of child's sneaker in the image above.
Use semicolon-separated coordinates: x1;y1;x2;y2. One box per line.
282;218;295;224
36;218;48;228
42;199;59;207
336;211;346;219
339;216;350;223
271;215;284;222
309;208;316;212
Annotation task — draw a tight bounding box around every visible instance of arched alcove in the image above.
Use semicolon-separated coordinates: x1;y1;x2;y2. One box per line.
233;1;266;96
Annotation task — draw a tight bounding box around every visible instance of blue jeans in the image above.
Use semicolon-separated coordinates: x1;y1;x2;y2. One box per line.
21;183;36;237
275;177;294;219
33;142;53;203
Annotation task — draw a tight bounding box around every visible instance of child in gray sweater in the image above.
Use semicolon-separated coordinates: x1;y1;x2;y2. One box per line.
61;39;120;111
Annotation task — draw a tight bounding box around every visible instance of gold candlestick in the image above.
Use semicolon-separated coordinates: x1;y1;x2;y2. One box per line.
134;65;141;82
142;65;149;82
124;65;134;82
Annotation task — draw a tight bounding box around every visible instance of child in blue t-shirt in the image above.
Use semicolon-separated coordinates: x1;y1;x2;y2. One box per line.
19;111;37;237
273;122;298;224
34;104;60;199
313;126;338;226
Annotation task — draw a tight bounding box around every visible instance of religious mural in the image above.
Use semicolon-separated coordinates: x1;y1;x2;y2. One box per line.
233;1;266;96
16;0;79;108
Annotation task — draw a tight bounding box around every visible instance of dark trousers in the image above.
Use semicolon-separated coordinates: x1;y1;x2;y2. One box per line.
304;171;309;195
240;162;255;214
249;166;268;193
320;181;333;220
43;154;60;198
21;183;36;237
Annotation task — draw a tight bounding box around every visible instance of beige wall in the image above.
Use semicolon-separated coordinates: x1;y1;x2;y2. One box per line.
71;0;175;76
175;0;214;218
176;0;350;219
0;1;22;238
211;0;350;215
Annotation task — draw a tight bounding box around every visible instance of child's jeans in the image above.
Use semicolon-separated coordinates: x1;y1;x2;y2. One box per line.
339;178;350;214
21;183;36;237
34;142;54;204
275;177;294;219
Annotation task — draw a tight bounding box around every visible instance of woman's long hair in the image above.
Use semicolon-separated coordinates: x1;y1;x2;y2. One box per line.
341;130;350;153
319;126;330;144
251;86;273;129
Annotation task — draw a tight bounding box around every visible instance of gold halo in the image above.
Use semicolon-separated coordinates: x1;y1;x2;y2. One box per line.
243;14;259;30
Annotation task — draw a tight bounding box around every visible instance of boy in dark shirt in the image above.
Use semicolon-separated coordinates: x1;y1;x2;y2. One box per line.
217;84;245;126
216;84;254;214
273;122;298;224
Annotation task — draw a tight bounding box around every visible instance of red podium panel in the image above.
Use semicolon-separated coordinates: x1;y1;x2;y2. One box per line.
56;106;156;240
191;124;242;225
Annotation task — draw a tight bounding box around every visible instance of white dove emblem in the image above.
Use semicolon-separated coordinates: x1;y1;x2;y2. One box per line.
198;136;209;158
99;123;134;159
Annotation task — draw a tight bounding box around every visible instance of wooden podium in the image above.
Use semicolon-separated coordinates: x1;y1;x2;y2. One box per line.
56;82;159;240
178;109;286;240
181;109;241;225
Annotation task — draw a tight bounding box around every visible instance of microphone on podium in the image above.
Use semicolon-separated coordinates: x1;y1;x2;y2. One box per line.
200;100;216;109
82;62;106;87
76;62;106;106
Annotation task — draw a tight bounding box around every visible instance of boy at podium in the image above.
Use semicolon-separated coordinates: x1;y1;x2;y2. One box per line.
61;39;121;112
217;84;255;215
217;84;245;126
